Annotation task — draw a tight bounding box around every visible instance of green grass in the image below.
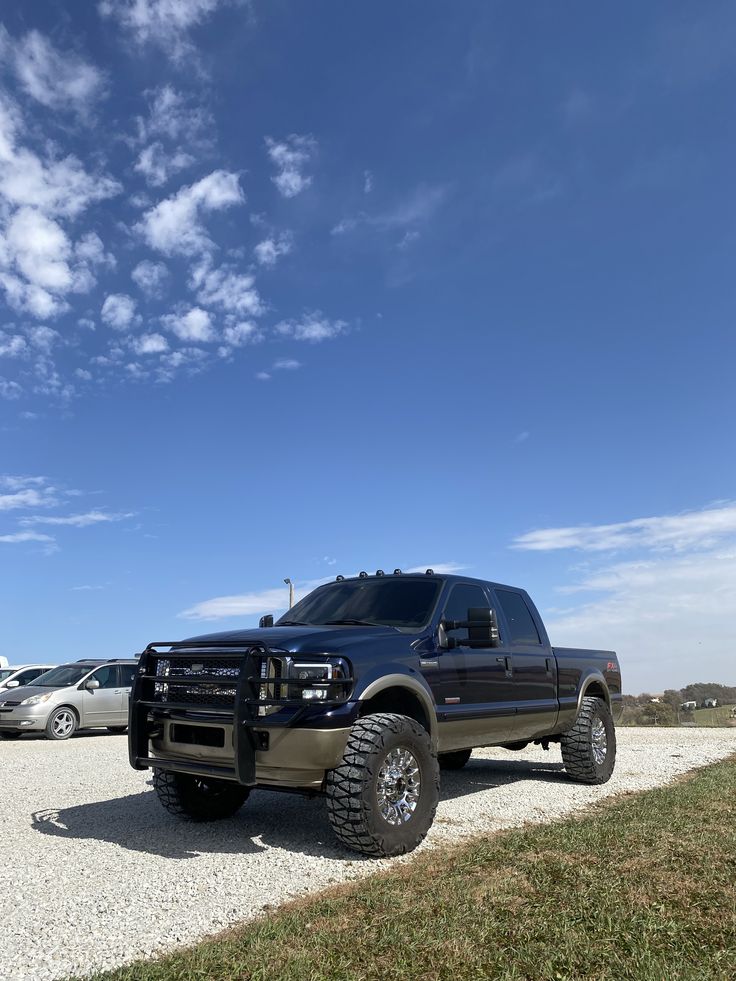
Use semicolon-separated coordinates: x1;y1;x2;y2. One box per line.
692;704;736;727
82;757;736;981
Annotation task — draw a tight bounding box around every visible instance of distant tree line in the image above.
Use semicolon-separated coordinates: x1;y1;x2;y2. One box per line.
620;683;736;727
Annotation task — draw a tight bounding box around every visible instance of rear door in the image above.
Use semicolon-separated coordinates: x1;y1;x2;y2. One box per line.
79;665;124;727
428;582;514;750
492;588;558;740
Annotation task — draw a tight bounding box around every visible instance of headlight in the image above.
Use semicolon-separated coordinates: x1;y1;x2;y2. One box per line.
288;659;350;701
20;693;54;706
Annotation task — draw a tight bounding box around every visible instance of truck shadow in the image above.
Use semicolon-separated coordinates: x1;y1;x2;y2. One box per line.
30;755;569;862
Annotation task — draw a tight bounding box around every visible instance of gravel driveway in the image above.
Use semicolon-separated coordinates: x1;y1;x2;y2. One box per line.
2;727;734;981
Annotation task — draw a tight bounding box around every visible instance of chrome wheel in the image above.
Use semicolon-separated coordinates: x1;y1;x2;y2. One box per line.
52;710;75;738
591;718;607;765
376;746;421;826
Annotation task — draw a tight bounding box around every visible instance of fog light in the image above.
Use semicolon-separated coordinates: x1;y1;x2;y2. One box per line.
19;720;34;727
302;689;328;701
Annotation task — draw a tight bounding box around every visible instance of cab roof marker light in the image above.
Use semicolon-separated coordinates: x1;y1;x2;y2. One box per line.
426;568;434;575
359;571;368;578
376;569;384;576
394;568;402;575
336;575;345;581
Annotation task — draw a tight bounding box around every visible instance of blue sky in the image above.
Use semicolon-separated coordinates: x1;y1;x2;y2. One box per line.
1;1;735;693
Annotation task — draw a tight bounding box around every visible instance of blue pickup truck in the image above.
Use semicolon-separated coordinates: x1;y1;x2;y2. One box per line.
129;570;622;857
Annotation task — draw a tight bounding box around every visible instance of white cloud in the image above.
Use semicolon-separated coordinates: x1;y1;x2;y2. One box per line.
255;371;270;381
513;503;736;553
190;260;262;315
131;259;169;297
75;368;92;381
134;142;194;187
136;85;213;144
0;27;106;115
156;345;208;382
0;483;56;510
131;332;168;355
254;232;292;267
331;183;447;243
273;359;301;371
21;510;135;528
265;134;316;198
101;293;138;331
99;0;238;61
0;92;120;319
161;306;215;342
222;321;259;347
0;530;54;544
136;170;243;256
275;311;346;343
0;332;27;358
364;170;373;193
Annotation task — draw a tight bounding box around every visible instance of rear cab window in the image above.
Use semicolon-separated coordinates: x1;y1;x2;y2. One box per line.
494;589;542;645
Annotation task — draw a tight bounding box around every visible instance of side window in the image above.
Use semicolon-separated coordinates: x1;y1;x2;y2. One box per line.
90;665;117;689
16;670;41;686
119;665;136;688
495;590;541;645
443;584;490;644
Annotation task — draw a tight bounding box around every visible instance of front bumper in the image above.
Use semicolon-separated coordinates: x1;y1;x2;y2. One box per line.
148;718;351;789
0;705;49;731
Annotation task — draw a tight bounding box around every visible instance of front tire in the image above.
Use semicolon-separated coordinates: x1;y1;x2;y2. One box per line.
561;696;616;784
325;712;439;858
45;707;77;740
153;770;250;822
438;748;472;770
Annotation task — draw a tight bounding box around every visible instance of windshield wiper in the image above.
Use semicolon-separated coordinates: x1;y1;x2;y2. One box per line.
324;618;375;626
277;620;309;626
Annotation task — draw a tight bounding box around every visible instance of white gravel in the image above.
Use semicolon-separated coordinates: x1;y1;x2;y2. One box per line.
1;726;734;981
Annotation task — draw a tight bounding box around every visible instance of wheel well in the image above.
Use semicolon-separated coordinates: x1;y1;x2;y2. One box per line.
583;682;609;704
359;686;431;734
50;704;80;724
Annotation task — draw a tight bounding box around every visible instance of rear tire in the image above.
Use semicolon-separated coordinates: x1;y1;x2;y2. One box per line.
561;696;616;784
438;748;472;770
153;770;250;822
325;712;439;858
45;707;77;740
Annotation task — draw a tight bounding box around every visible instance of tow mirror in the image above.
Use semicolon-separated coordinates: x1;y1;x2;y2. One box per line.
440;607;500;649
259;614;274;629
5;679;20;689
85;678;100;691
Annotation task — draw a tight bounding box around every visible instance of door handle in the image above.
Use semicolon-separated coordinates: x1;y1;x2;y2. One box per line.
496;655;512;676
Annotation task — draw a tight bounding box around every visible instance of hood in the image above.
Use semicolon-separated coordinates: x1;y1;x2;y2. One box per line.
0;684;68;705
181;624;407;656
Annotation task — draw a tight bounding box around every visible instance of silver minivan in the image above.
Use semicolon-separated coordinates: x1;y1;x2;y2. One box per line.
0;664;55;692
0;659;138;740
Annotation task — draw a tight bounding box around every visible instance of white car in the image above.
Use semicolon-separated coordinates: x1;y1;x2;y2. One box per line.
0;665;55;693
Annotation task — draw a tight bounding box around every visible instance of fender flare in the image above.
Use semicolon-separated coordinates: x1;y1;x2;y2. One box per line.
576;669;611;715
357;671;438;750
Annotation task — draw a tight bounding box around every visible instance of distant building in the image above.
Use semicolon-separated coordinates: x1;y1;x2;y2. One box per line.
703;698;718;708
681;701;697;711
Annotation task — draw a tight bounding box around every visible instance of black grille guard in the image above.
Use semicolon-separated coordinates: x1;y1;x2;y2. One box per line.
129;639;354;786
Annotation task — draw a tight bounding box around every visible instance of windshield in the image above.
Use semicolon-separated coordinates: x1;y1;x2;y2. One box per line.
0;669;14;682
31;665;91;688
278;578;441;629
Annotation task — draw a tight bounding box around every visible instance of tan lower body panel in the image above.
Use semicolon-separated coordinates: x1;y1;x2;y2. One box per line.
151;720;350;790
437;714;514;753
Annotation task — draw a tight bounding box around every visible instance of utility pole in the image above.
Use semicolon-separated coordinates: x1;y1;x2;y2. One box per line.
284;577;294;609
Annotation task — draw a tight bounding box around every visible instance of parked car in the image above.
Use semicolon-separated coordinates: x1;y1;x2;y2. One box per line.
129;570;622;856
0;664;55;692
0;658;138;740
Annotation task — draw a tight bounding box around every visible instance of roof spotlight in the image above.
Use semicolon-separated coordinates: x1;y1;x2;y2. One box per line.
394;568;402;575
359;571;368;578
376;569;384;577
425;568;435;575
336;575;345;582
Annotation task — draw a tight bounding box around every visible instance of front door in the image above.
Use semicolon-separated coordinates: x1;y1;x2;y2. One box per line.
80;665;123;727
426;582;515;751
